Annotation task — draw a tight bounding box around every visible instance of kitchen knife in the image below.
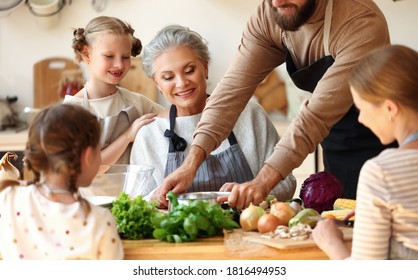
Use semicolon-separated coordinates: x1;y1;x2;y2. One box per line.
308;216;354;227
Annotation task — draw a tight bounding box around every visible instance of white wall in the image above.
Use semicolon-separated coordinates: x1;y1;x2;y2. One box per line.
0;0;417;109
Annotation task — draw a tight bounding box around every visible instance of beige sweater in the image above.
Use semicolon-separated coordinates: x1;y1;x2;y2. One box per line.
353;149;418;259
193;0;390;178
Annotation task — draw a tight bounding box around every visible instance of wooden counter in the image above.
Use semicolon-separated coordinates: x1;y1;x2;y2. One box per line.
0;230;351;260
0;129;28;151
122;239;330;260
122;229;352;260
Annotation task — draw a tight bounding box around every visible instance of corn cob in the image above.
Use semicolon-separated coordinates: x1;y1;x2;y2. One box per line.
321;209;354;221
333;198;356;210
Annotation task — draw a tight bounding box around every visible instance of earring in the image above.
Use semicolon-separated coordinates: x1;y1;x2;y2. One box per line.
389;115;393;122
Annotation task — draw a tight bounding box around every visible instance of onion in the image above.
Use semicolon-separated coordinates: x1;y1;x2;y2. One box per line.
270;201;295;226
257;214;282;233
239;204;266;231
289;201;302;214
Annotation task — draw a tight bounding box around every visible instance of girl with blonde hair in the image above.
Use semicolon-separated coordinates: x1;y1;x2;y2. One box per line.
64;16;163;164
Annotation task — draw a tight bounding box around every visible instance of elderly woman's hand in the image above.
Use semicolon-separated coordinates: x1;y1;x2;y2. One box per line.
151;164;196;208
150;145;206;208
149;186;169;209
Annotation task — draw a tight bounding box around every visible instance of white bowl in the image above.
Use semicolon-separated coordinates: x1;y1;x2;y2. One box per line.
79;164;157;203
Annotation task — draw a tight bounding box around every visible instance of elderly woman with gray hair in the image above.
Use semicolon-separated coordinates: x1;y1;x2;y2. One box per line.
130;24;296;207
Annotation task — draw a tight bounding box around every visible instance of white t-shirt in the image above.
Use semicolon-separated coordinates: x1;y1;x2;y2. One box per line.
0;184;123;260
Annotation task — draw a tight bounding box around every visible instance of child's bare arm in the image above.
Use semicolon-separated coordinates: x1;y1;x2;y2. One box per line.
100;113;157;165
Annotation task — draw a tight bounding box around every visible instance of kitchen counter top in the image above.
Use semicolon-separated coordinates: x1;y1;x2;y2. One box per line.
0;229;351;260
122;229;352;260
0;128;28;151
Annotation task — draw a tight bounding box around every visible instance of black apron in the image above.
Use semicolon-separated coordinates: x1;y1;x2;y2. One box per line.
163;105;254;192
284;0;396;199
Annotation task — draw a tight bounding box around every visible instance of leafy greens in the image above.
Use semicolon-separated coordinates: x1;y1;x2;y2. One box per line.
152;191;239;242
111;192;160;240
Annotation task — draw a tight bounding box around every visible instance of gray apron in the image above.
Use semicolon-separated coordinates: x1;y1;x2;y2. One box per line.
82;87;139;164
163;105;253;192
284;0;396;199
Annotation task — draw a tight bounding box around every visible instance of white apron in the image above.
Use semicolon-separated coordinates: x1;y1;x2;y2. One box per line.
82;87;139;164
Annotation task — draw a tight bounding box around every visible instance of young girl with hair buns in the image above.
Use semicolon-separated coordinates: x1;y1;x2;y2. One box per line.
64;16;163;164
0;103;123;260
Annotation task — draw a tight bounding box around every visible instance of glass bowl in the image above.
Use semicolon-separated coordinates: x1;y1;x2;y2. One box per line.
79;164;157;206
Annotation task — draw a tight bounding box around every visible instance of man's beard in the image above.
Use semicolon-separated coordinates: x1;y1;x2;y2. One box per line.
269;0;317;31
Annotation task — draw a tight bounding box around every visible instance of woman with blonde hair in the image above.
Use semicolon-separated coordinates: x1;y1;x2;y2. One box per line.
313;45;418;260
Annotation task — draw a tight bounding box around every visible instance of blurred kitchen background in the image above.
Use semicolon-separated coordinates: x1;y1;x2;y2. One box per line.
1;0;417;192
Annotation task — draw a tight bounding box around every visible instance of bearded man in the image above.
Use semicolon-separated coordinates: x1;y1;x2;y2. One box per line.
152;0;396;209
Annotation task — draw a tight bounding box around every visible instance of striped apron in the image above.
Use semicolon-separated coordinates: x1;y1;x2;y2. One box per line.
163;105;253;192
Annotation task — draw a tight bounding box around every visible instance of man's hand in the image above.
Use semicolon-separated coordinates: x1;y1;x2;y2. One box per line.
219;164;283;210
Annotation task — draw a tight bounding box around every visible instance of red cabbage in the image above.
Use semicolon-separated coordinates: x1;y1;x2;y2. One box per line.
299;171;344;213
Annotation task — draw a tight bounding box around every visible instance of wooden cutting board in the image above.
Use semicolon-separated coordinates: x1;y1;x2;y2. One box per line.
223;229;284;258
118;56;157;102
241;227;353;249
34;57;82;108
